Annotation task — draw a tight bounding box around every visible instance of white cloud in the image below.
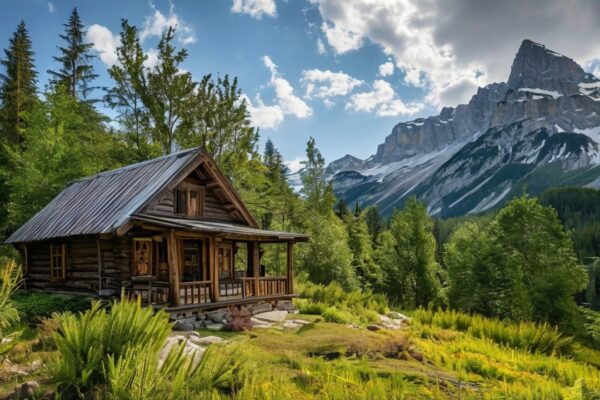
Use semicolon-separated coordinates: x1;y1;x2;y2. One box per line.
301;69;363;103
346;80;422;117
86;24;120;67
231;0;277;19
144;48;159;69
285;156;306;173
47;2;55;13
317;38;327;55
140;5;196;45
242;94;285;129
378;61;394;77
263;56;312;118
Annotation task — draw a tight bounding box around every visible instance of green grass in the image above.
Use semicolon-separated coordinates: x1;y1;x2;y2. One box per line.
12;291;91;325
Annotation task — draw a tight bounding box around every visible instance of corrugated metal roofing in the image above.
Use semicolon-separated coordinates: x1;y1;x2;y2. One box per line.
132;213;309;241
6;148;202;244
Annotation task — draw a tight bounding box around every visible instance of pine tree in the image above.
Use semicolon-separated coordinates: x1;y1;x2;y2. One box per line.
48;8;97;99
0;21;37;145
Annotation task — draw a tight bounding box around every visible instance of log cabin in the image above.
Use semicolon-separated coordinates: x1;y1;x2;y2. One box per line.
5;147;308;312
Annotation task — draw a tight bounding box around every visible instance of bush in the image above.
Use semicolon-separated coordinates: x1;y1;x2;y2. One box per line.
412;308;572;355
322;307;352;324
0;258;22;356
13;291;91;324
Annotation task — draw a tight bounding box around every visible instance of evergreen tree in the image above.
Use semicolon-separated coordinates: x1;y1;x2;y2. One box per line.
364;206;382;244
345;210;381;290
0;20;37;145
334;198;350;219
377;197;442;308
105;20;157;161
48;8;97;99
301;137;335;216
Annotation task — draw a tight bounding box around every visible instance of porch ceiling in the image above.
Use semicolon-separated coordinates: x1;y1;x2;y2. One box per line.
131;213;309;242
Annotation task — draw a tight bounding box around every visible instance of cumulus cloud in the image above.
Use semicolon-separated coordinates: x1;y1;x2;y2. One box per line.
346;80;423;117
378;61;394;77
47;2;55;13
301;69;363;104
263;56;312;118
140;5;196;44
311;0;600;108
143;48;159;69
86;24;120;67
317;38;327;55
231;0;276;19
244;56;312;129
285;156;307;173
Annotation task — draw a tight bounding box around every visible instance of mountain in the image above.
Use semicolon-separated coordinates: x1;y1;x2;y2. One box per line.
328;39;600;217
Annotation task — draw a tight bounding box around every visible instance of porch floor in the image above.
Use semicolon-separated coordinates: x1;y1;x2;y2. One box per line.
159;293;298;313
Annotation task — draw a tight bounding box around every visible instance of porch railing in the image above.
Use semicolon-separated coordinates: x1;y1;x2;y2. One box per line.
179;280;212;305
126;281;170;306
242;276;287;297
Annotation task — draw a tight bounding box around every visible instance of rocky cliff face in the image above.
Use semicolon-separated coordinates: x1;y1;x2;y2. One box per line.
328;40;600;217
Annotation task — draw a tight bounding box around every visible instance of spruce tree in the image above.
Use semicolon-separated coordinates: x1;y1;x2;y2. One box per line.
48;8;97;99
0;20;37;145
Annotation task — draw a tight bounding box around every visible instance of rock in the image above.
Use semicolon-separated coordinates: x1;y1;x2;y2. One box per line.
29;360;42;371
189;335;226;345
186;331;201;339
253;310;288;323
98;288;117;297
192;320;205;330
251;317;273;328
281;320;301;329
249;303;273;315
173;321;194;331
205;323;224;331
387;311;408;320
275;300;296;311
16;381;39;399
290;319;311;325
207;311;228;323
367;325;382;332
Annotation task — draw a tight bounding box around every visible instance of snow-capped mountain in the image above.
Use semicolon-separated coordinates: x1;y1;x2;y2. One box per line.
327;39;600;217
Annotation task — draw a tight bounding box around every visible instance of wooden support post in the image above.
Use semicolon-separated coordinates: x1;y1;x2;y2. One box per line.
167;230;180;306
253;242;260;296
210;237;220;303
96;239;103;293
287;242;294;294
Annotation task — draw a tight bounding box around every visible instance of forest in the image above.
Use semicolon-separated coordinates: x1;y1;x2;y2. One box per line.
1;8;600;399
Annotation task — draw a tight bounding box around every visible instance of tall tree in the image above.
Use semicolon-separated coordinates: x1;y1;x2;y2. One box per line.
105;20;157;161
377;197;442;308
301;137;335;217
0;20;37;145
48;8;97;99
364;206;382;244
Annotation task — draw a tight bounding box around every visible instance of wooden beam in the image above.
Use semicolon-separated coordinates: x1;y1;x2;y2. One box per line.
210;237;219;303
253;243;260;296
96;239;103;293
287;242;294;295
167;230;180;306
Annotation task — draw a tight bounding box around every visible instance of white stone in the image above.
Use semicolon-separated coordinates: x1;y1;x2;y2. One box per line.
290;319;311;325
387;311;409;320
253;310;288;323
189;335;226;345
205;323;224;331
281;321;301;329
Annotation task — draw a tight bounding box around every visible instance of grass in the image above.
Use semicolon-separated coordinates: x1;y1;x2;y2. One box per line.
12;291;91;325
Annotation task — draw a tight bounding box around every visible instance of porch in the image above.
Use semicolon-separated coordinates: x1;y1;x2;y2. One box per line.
125;214;307;311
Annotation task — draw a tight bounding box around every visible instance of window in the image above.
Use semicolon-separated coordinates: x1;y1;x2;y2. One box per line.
133;238;153;277
50;243;66;281
218;244;233;279
175;185;204;217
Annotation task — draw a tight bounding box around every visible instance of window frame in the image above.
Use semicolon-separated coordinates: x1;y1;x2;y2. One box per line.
132;238;154;278
50;243;66;282
175;184;205;218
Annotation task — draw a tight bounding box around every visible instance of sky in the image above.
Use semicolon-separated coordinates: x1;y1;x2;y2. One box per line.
2;0;600;171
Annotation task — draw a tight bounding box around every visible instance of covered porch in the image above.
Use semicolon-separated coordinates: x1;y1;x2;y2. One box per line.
125;214;308;311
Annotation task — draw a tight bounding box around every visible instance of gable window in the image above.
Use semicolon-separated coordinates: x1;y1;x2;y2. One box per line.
50;243;66;281
175;185;204;217
133;238;153;277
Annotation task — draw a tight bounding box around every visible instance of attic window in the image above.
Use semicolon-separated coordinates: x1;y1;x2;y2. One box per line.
175;186;204;217
50;243;66;282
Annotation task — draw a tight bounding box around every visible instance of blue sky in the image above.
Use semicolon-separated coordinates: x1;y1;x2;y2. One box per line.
2;0;600;170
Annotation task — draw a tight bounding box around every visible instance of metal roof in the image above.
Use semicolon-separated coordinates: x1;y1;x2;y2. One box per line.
132;213;309;242
6;148;202;244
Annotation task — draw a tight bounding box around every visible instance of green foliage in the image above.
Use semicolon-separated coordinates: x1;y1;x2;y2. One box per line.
412;308;572;355
446;194;587;330
12;291;90;325
0;258;22;356
51;297;171;394
344;211;382;290
377;197;443;308
47;8;97;99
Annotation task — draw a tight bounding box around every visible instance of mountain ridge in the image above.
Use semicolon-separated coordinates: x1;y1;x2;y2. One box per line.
327;39;600;217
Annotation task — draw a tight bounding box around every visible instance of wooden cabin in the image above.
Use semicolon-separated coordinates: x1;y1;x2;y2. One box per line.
5;148;308;312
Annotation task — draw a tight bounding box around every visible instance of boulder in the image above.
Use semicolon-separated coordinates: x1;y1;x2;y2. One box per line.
289;319;311;325
205;323;224;331
276;300;296;311
253;310;288;323
16;381;39;400
189;335;226;345
173;321;194;331
387;311;408;320
249;303;273;315
366;325;382;332
207;311;228;323
281;320;301;329
192;320;206;330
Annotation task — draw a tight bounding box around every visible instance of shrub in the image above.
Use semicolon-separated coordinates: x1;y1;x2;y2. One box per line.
322;307;352;324
0;258;22;356
412;308;572;355
13;291;91;324
52;296;171;394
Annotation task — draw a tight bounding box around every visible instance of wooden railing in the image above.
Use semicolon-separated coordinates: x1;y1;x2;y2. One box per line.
220;280;244;297
179;281;211;305
258;277;288;296
126;281;170;306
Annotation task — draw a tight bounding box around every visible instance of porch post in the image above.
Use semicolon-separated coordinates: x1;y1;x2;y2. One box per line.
210;237;220;303
287;242;294;294
254;243;260;295
167;230;180;306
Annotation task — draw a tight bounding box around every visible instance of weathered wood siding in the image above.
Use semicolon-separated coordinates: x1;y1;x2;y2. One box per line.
25;235;132;292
